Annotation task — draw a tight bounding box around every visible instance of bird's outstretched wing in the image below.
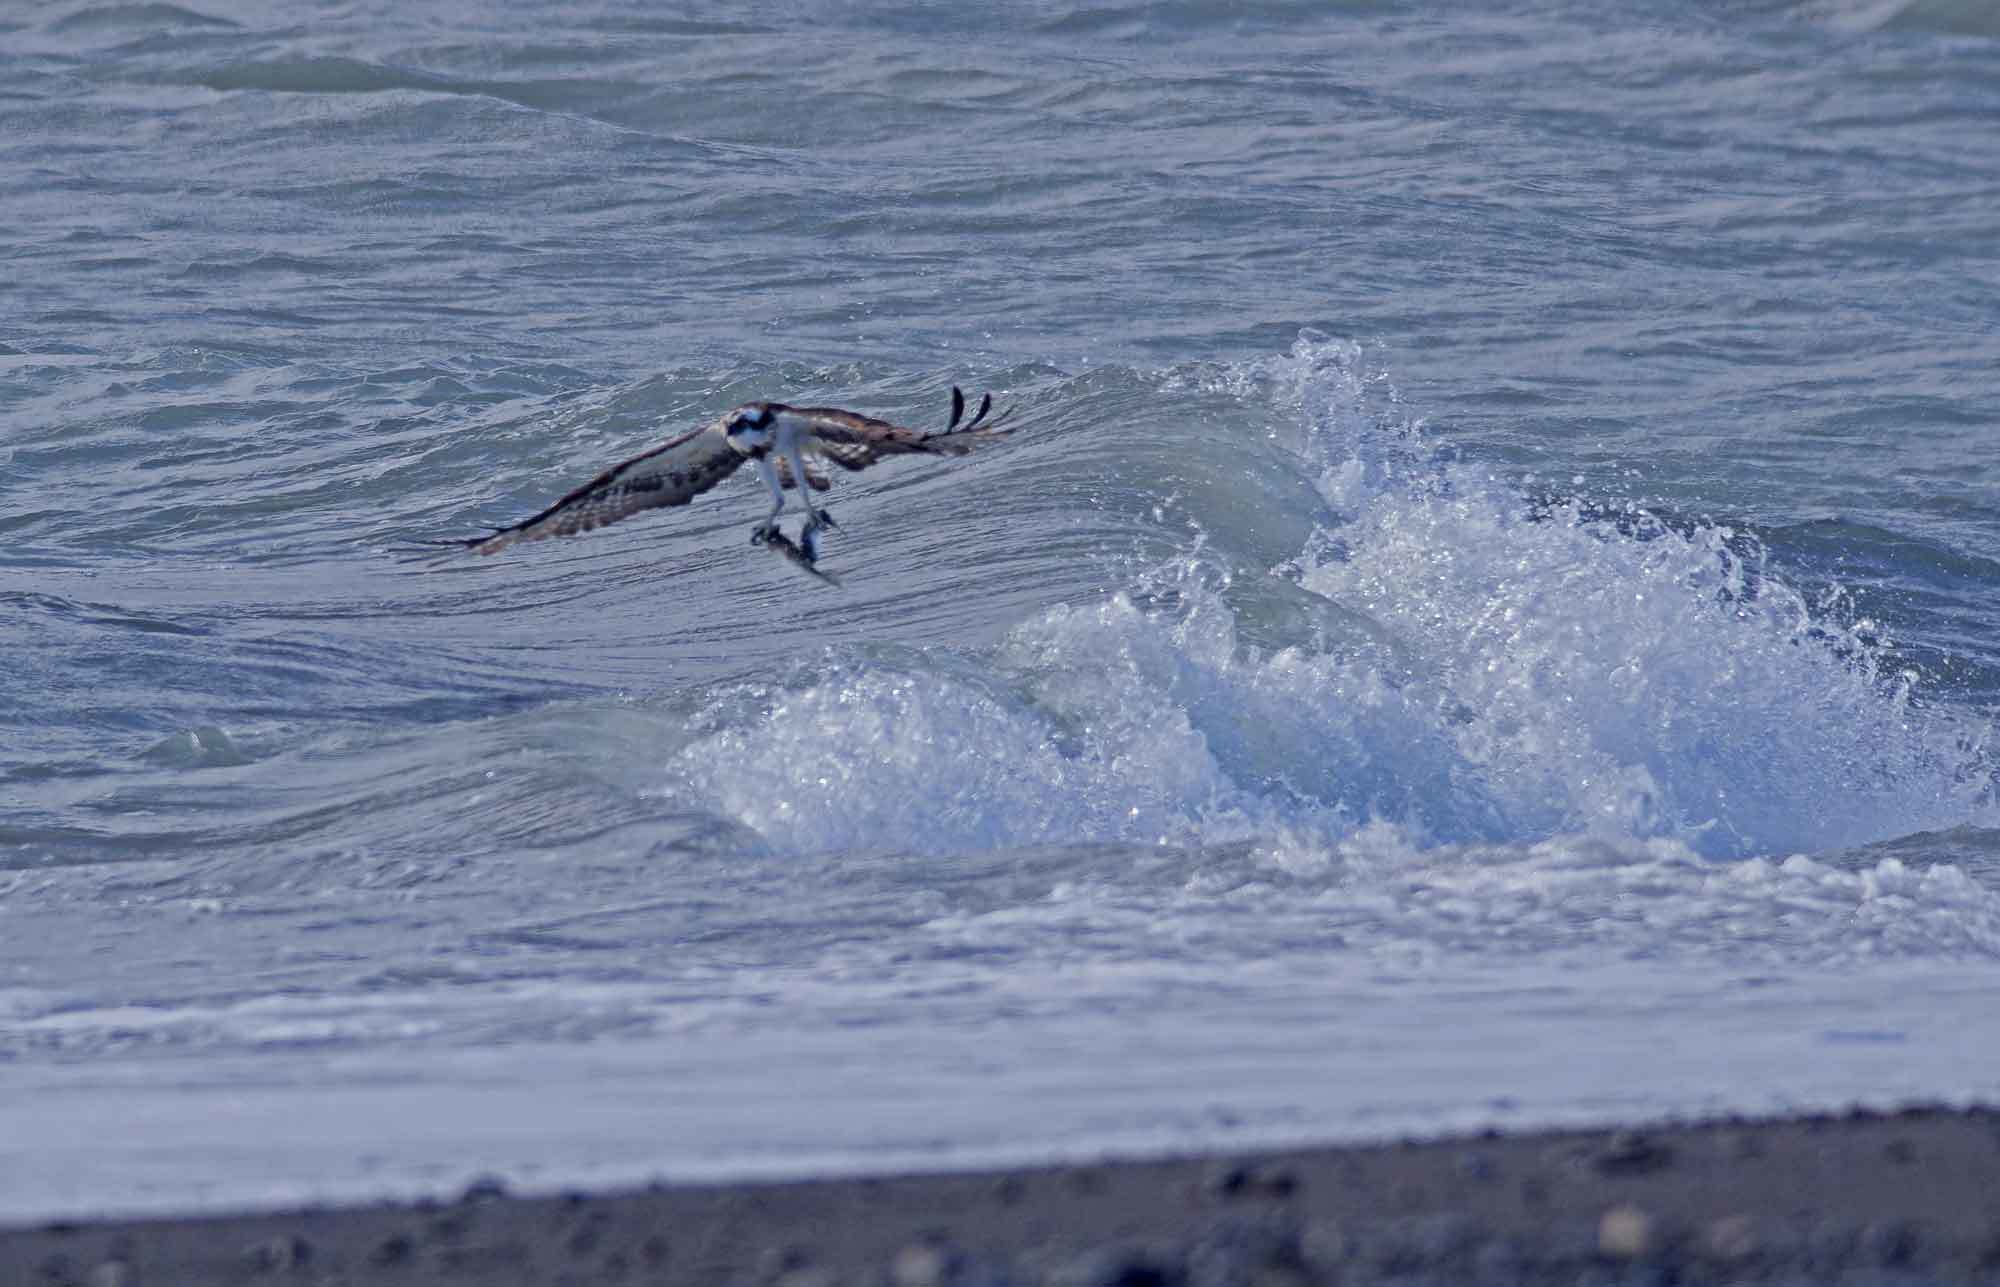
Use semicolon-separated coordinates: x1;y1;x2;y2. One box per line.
795;386;1015;473
438;420;744;556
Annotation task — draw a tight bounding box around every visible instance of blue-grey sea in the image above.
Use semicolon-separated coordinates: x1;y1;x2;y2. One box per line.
5;0;2000;1220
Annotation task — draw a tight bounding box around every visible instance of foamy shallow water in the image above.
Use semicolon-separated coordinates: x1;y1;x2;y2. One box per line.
6;0;2000;1220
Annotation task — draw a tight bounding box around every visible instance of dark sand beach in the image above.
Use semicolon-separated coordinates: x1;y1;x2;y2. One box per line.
8;1106;2000;1286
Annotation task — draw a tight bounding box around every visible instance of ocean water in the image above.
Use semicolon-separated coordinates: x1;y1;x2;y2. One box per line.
5;0;2000;1220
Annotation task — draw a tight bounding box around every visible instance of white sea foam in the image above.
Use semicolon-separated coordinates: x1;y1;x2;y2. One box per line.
1269;334;1997;857
665;337;1997;874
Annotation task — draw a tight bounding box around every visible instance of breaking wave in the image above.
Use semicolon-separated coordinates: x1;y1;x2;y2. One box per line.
664;335;2000;864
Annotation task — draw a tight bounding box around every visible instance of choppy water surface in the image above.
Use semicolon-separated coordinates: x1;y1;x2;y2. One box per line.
5;0;2000;1219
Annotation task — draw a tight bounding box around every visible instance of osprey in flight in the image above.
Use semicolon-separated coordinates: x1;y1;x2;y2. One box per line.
439;386;1013;573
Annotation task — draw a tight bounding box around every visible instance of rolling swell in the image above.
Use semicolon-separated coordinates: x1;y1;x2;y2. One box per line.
10;342;1996;884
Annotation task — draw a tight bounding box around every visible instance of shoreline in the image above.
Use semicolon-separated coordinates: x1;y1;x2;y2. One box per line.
7;1105;2000;1285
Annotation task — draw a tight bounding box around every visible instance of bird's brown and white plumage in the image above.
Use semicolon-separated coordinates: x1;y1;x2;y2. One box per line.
440;386;1012;565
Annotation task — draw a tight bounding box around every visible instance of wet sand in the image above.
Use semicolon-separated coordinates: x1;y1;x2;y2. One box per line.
6;1106;1999;1285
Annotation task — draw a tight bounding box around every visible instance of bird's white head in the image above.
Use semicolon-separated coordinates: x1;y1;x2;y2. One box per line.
723;403;777;455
